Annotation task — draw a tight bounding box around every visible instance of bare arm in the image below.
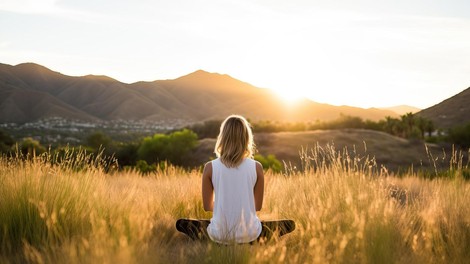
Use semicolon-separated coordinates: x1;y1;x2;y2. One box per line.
202;162;214;211
254;161;264;211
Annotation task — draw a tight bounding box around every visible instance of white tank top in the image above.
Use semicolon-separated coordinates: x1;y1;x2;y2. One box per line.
207;158;262;244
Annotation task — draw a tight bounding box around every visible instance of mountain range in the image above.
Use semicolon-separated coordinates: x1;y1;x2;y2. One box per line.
380;105;421;115
1;62;468;128
0;62;401;125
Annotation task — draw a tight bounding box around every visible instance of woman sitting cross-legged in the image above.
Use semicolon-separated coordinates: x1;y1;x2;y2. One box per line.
176;114;295;244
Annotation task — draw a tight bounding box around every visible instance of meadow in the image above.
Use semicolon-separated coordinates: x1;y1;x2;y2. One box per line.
0;145;469;264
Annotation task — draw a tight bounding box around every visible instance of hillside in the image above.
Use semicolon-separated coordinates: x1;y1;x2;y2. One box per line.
188;129;449;173
0;62;398;124
416;87;470;129
380;105;421;115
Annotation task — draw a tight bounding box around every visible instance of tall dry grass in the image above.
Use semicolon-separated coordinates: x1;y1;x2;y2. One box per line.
0;145;469;263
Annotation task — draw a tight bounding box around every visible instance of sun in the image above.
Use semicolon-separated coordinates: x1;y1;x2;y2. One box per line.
272;88;304;105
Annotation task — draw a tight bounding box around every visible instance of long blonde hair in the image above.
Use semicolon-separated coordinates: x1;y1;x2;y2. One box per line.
214;114;255;168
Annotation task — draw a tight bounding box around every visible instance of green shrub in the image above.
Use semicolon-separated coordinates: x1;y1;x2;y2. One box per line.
254;154;283;173
137;129;198;166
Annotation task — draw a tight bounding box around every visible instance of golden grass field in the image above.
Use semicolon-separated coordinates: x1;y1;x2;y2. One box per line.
0;144;469;264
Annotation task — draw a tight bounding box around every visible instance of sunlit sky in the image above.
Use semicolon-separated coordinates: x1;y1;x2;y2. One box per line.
1;0;470;109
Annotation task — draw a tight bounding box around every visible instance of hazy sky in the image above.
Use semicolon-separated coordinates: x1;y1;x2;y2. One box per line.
1;0;470;109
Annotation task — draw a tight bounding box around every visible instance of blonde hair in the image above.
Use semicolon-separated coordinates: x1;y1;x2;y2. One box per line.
214;115;255;168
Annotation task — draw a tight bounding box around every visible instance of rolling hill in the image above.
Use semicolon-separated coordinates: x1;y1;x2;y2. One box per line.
0;62;399;124
188;129;449;173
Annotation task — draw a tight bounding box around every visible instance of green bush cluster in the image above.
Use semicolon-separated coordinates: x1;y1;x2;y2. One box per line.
254;154;283;173
137;129;198;166
447;122;470;148
0;130;14;153
0;128;199;174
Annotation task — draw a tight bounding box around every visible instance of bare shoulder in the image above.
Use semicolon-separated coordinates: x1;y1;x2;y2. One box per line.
254;160;264;173
203;161;212;178
204;161;212;170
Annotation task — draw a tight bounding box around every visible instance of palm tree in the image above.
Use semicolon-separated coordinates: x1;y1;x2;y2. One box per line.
423;119;435;137
400;112;415;138
383;116;395;134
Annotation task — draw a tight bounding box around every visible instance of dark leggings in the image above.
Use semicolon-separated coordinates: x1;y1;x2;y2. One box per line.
257;220;296;242
175;219;295;242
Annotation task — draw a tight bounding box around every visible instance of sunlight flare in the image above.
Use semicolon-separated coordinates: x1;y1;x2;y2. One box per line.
271;88;304;105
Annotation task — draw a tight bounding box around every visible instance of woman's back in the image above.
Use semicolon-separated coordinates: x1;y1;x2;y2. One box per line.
207;158;261;244
176;115;294;243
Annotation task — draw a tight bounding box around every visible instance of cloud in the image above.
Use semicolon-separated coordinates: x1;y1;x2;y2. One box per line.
0;0;110;25
0;0;59;14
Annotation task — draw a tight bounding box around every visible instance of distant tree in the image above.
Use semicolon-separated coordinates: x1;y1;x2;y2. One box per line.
255;154;283;173
422;118;435;137
86;131;112;151
409;126;422;140
0;130;15;153
252;120;309;133
138;133;167;163
447;122;470;148
414;116;435;139
333;114;364;129
382;116;396;134
187;120;222;139
135;160;157;175
252;120;279;133
115;142;140;167
400;112;415;138
364;120;382;131
167;129;199;165
380;114;434;140
137;129;198;166
17;137;46;156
